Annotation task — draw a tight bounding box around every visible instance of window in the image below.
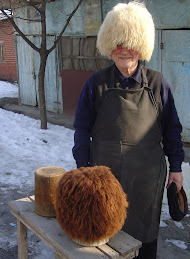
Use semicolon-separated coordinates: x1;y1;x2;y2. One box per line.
0;41;4;62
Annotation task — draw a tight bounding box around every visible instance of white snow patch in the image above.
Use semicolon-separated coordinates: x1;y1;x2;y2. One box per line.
174;221;185;230
160;221;168;228
0;81;18;98
166;239;188;250
160;204;170;227
10;223;17;228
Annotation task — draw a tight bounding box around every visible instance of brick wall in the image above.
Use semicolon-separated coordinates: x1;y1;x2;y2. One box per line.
0;19;18;82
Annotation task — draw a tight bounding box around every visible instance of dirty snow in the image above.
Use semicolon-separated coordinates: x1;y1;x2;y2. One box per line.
0;81;189;258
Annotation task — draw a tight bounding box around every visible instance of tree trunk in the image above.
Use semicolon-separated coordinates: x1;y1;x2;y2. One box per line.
38;53;47;129
38;0;47;129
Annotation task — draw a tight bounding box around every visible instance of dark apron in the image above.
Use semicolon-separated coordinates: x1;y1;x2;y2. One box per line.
90;68;167;242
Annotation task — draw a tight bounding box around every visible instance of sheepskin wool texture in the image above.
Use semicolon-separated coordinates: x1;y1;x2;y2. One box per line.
96;1;155;61
56;166;128;246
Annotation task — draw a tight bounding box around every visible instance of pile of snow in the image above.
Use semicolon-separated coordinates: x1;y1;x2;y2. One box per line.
0;81;18;98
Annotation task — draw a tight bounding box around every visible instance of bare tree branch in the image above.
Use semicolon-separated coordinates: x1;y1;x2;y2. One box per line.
47;0;84;55
22;0;41;13
0;8;40;52
0;0;84;129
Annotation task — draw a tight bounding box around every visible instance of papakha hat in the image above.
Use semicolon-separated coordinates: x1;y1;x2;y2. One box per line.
167;182;188;221
96;1;155;61
56;166;128;246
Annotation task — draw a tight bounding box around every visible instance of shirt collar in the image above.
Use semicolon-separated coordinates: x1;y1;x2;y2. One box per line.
114;62;142;84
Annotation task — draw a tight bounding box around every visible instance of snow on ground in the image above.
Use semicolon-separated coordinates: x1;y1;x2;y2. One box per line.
0;81;18;98
160;204;171;227
0;108;75;189
0;80;189;257
173;221;185;230
166;239;188;250
0;81;75;258
0;81;76;192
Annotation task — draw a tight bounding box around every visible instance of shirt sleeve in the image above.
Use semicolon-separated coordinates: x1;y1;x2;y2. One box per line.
72;76;96;168
161;77;184;172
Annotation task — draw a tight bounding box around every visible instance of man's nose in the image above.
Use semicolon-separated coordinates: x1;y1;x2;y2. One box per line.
120;47;129;54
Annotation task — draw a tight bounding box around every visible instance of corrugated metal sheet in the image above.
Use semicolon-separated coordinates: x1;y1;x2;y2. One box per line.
144;0;190;29
146;30;190;142
101;0;190;29
162;30;190;142
83;0;102;36
14;0;84;36
0;0;40;9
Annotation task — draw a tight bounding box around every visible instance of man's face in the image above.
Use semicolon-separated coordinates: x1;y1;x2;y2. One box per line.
110;46;140;72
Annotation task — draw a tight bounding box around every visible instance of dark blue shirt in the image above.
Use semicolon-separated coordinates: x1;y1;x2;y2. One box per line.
73;64;184;172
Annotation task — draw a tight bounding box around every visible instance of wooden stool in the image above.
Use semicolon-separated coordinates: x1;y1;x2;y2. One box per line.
35;166;65;217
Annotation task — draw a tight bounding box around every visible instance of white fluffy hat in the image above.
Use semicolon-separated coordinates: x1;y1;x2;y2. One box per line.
96;1;155;61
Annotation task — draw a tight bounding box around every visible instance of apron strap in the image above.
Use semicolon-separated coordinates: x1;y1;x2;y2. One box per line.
141;66;162;132
141;67;159;117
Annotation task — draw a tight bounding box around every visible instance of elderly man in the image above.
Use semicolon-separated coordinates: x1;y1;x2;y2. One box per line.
72;2;184;258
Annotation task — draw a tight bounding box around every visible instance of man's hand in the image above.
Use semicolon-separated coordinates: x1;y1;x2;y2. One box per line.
167;172;183;192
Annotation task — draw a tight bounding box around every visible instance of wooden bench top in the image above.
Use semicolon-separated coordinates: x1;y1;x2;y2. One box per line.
8;196;142;259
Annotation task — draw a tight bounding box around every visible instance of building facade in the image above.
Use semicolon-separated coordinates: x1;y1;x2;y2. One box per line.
0;17;18;82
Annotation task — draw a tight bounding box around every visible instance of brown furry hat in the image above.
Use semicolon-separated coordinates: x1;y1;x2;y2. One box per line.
56;166;128;246
96;1;155;61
